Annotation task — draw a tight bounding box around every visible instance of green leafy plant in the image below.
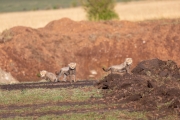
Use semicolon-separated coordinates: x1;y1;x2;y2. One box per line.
36;73;41;77
81;0;119;21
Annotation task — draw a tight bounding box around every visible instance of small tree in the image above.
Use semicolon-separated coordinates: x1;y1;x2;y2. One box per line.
82;0;119;21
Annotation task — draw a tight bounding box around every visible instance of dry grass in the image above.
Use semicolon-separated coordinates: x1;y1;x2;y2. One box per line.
116;0;180;21
0;7;86;33
0;0;180;32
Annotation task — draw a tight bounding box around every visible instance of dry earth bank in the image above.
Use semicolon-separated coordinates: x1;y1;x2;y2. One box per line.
0;18;180;82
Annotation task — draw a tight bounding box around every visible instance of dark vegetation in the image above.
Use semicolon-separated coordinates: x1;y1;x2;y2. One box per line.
0;0;80;13
0;0;142;13
96;58;180;119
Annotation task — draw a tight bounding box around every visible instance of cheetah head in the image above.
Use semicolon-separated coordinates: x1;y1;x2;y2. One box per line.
125;58;133;65
68;62;76;69
40;70;47;77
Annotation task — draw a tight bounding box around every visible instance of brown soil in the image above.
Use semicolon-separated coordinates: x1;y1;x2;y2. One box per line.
96;58;180;119
0;18;180;82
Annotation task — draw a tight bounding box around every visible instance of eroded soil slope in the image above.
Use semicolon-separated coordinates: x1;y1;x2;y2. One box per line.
0;18;180;82
96;58;180;119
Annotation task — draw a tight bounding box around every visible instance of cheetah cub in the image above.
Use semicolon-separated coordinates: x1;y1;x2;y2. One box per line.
40;70;58;82
102;58;133;74
65;62;77;82
56;67;69;81
57;62;77;82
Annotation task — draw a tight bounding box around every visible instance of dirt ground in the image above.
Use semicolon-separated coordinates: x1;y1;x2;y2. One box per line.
0;18;180;82
1;59;180;119
96;58;180;119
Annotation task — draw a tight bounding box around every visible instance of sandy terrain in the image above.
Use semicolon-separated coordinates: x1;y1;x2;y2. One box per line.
0;0;180;32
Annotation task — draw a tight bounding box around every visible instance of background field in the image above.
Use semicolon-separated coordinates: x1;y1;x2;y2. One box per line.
0;0;79;13
0;0;180;33
0;0;141;13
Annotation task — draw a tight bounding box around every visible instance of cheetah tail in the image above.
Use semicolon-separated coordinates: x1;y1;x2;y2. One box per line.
102;67;110;72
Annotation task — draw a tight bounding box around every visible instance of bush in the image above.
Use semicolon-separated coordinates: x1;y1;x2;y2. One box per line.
81;0;119;21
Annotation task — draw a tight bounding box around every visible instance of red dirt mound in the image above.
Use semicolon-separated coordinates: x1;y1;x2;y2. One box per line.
0;18;180;82
96;58;180;118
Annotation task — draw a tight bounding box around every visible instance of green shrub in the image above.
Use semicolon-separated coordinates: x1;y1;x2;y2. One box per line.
81;0;119;21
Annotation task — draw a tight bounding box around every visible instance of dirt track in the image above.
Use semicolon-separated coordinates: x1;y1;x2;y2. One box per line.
0;80;109;119
0;100;124;119
0;80;94;90
0;80;124;119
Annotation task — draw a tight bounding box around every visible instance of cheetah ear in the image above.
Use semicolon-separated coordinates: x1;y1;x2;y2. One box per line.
41;70;47;75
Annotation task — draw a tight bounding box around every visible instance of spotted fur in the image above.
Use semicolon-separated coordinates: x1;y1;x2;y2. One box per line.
57;62;77;82
102;58;133;74
40;70;58;82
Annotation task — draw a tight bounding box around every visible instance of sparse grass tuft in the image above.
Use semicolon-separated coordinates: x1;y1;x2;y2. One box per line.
0;29;13;43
